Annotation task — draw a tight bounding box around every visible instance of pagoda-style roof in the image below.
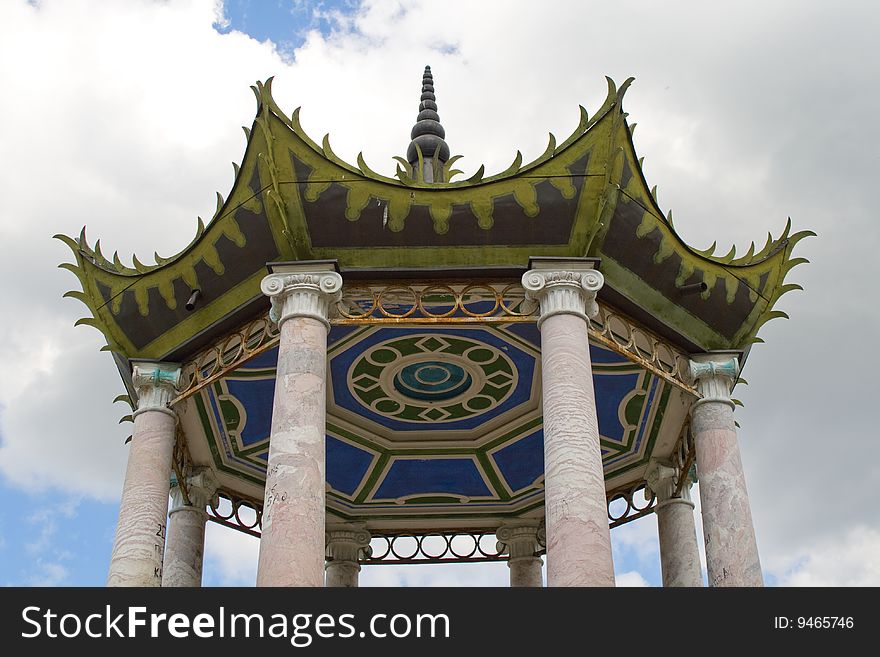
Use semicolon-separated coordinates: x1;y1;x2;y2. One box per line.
57;76;812;362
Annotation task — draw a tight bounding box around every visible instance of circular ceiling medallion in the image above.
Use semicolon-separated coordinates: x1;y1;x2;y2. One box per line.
393;361;472;401
349;334;516;423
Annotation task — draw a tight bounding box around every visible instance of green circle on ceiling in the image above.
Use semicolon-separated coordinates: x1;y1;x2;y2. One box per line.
393;361;472;401
349;334;517;423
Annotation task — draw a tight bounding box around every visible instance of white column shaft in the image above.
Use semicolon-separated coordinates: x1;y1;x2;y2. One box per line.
690;356;763;587
692;401;763;586
509;557;544;587
256;267;341;587
257;316;328;586
497;523;544;587
523;265;614;587
162;470;217;588
325;561;360;587
162;506;207;587
646;461;703;587
540;314;614;586
107;409;175;586
656;498;703;587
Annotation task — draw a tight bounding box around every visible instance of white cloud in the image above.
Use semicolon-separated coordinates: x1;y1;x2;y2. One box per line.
28;561;70;587
612;513;659;558
18;500;80;586
772;527;880;587
0;339;132;498
25;499;80;557
203;521;260;586
616;571;649;587
361;560;508;587
0;0;286;499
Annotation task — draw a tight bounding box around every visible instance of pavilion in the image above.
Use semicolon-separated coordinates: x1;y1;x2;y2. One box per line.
57;67;811;587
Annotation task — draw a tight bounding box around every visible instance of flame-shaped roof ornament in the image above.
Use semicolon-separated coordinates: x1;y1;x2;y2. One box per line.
406;66;450;182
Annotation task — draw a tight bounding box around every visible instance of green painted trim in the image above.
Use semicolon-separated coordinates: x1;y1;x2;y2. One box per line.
475;451;511;501
481;416;543;452
402;496;487;505
604;377;670;479
328;325;374;355
238;442;269;457
326;421;386;454
194;392;266;487
225;368;277;379
354;452;390;504
325;498;546;522
600;257;728;348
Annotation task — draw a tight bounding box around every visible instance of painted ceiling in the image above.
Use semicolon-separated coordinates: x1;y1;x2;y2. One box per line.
185;323;677;523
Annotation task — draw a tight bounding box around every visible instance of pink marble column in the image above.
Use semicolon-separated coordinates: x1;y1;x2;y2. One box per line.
646;460;703;587
107;362;180;587
256;264;342;587
523;261;615;587
325;525;371;587
162;469;218;587
496;523;544;587
689;354;763;587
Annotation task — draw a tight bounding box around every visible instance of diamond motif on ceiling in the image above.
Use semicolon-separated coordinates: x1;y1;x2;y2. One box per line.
187;323;673;520
347;332;517;425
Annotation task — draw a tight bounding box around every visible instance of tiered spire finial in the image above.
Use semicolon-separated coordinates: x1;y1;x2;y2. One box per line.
406;66;450;182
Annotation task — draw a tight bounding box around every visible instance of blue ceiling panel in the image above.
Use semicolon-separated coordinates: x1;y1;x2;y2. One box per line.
373;458;492;500
225;377;275;446
326;436;373;496
492;429;544;492
594;372;640;441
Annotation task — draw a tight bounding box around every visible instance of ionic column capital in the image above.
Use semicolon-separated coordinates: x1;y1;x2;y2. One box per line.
261;268;342;331
169;468;219;516
131;361;181;419
496;522;544;560
645;459;693;509
688;353;740;410
522;267;604;328
325;525;372;564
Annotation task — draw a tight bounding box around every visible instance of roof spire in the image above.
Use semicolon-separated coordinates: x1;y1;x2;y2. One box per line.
406;65;450;182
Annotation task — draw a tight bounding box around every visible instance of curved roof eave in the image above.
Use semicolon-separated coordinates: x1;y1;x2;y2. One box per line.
55;76;814;359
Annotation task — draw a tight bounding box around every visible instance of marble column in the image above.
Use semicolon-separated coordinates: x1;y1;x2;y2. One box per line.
256;263;342;587
325;525;372;587
107;362;180;587
689;353;763;587
645;460;703;587
496;523;544;587
162;468;218;587
523;260;615;587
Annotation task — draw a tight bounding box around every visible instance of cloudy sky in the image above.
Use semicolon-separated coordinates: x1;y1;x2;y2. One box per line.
0;0;877;587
